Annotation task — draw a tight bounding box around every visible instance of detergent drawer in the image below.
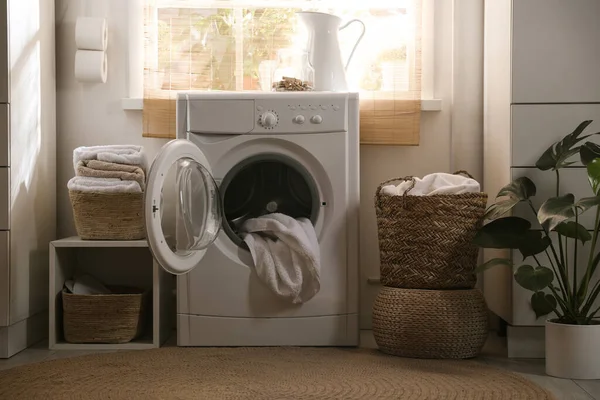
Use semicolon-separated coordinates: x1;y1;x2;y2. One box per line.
186;99;255;134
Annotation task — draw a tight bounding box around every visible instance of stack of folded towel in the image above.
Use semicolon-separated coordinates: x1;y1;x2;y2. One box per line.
68;145;147;193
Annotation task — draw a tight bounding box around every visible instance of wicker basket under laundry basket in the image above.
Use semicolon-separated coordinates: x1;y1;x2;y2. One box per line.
372;286;488;359
69;191;145;240
62;287;147;344
374;171;487;289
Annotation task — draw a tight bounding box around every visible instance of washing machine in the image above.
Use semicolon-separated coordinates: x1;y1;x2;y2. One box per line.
144;91;359;346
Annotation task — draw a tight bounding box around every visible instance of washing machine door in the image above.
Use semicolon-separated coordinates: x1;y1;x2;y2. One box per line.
145;139;222;275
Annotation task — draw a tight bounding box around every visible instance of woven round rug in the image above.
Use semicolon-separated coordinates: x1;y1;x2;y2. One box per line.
0;347;554;399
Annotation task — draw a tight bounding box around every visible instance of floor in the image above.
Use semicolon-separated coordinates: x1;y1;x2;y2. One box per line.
0;331;598;400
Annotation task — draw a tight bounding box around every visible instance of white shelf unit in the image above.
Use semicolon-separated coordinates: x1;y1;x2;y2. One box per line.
483;0;600;358
49;237;174;350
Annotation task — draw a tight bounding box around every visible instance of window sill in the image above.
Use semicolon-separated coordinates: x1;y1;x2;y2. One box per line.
420;99;442;111
121;98;443;112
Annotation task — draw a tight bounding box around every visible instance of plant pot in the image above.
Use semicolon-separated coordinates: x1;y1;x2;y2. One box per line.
546;320;600;379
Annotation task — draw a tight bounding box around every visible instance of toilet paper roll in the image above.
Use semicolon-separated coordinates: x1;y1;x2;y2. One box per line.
75;17;108;51
74;50;108;83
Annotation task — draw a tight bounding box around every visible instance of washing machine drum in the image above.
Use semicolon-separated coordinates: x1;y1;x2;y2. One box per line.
221;154;320;247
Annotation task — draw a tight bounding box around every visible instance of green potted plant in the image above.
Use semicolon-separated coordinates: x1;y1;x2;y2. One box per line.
474;120;600;379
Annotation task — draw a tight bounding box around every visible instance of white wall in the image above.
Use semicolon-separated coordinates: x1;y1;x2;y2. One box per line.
55;0;472;327
55;0;167;237
359;0;456;326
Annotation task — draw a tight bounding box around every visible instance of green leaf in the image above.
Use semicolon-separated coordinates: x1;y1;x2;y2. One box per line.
518;231;552;259
587;159;600;195
555;221;592;243
484;198;520;220
514;265;555;292
561;162;577;168
536;120;595;171
497;177;537;200
575;196;600;214
580;142;600;166
473;217;532;249
537;194;575;231
474;258;513;274
531;292;557;319
484;178;535;222
556;147;584;170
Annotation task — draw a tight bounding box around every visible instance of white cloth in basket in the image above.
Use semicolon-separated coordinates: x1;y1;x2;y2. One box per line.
72;145;147;172
67;176;142;193
65;274;111;295
381;173;480;196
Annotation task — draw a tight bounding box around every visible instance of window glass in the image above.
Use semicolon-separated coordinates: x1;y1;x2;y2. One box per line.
152;3;411;93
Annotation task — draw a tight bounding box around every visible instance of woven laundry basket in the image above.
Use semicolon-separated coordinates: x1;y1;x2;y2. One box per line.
62;287;148;344
372;286;488;359
69;191;145;240
374;171;487;289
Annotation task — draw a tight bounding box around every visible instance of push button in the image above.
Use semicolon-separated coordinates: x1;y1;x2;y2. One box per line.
293;115;305;124
310;115;323;124
332;105;340;111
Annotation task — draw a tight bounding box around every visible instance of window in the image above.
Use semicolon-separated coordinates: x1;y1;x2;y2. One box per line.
143;0;422;144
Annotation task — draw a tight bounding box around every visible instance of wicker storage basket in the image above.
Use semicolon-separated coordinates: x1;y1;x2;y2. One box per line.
372;286;488;359
62;287;147;344
69;191;145;240
374;172;487;289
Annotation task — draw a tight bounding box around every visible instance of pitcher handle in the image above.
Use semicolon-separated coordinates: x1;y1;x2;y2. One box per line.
339;19;366;70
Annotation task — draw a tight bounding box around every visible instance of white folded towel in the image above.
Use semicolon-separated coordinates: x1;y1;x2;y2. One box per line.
67;176;142;193
241;213;321;304
381;172;481;196
72;145;147;173
65;274;111;295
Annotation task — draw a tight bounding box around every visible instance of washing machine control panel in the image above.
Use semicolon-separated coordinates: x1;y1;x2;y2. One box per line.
183;93;352;135
253;95;348;134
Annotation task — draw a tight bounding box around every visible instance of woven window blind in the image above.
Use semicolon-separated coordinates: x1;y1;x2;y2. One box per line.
143;0;422;145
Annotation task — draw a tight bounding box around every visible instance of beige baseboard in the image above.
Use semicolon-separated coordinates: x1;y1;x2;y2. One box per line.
507;325;545;358
0;312;48;358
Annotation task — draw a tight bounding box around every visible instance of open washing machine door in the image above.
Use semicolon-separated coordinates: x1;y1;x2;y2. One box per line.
145;139;222;275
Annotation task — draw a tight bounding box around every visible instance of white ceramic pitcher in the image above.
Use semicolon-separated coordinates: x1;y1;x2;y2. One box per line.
296;11;366;92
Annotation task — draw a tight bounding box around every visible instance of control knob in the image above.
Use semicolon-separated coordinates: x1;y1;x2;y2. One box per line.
259;111;278;128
